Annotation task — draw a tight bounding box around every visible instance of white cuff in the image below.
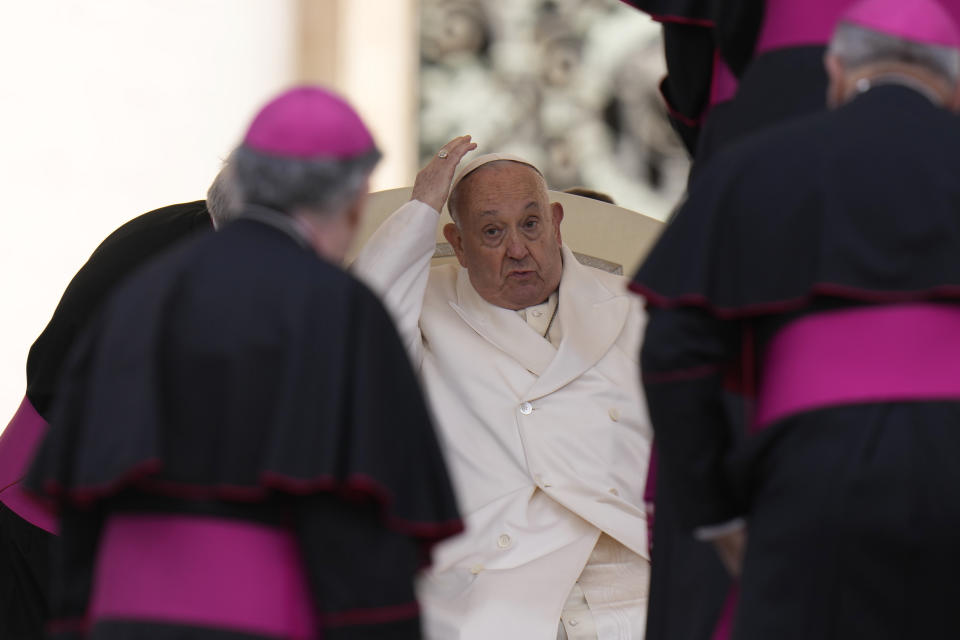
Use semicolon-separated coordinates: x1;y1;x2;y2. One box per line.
693;517;746;542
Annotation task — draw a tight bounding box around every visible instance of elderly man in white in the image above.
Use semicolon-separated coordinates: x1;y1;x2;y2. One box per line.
353;135;652;640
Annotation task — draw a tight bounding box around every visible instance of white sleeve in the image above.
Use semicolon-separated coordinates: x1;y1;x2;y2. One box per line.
350;199;439;368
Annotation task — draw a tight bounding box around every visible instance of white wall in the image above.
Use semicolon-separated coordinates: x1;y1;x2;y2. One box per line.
339;0;418;192
0;0;299;424
301;0;419;192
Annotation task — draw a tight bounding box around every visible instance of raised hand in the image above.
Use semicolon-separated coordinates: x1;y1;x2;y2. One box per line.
411;135;478;213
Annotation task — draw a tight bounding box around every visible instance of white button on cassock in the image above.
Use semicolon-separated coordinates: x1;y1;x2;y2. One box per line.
497;534;512;549
520;402;533;415
608;407;620;421
470;564;484;574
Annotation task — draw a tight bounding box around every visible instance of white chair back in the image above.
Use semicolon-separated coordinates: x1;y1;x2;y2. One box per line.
349;187;664;277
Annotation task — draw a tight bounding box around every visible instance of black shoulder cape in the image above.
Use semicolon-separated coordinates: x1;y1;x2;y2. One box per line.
27;216;462;545
26;201;213;418
632;86;960;316
1;201;211;640
621;0;764;155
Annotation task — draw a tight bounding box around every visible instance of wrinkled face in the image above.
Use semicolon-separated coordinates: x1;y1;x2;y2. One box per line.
444;162;564;310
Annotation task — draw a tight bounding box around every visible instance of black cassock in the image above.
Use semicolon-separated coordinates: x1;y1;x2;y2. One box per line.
633;86;960;639
0;201;212;640
620;0;831;167
27;209;462;640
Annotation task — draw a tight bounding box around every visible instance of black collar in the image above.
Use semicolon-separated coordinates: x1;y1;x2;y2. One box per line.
239;205;312;251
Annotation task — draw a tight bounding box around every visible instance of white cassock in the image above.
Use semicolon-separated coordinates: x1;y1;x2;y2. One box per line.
353;200;653;640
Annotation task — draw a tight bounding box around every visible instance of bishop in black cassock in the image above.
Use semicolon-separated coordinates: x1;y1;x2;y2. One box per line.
27;87;461;640
632;2;960;638
0;199;216;640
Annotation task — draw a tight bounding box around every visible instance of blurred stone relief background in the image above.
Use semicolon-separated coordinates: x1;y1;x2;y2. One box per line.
419;0;688;216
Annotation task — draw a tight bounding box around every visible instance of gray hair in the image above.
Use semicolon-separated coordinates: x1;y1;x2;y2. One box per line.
448;159;547;226
227;145;381;217
829;21;960;84
205;163;241;228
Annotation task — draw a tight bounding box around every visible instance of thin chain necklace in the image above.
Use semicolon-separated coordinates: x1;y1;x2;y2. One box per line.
542;297;559;340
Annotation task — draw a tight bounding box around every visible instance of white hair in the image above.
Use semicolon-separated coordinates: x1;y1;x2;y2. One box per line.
227;146;381;218
205;163;241;228
829;22;960;84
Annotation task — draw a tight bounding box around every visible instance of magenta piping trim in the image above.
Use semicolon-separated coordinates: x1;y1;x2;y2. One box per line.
90;514;317;639
648;13;714;27
0;481;58;534
0;395;57;533
643;446;658;556
710;582;740;640
323;602;419;627
659;79;704;127
628;280;960;319
47;617;89;635
42;463;462;543
755;304;960;428
643;446;658;505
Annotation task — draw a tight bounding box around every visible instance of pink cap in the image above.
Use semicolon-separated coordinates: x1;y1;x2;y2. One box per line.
840;0;960;49
243;86;376;159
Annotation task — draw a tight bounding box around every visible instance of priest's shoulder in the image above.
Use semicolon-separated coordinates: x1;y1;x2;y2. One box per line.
241;235;395;318
25;201;212;414
696;106;835;187
679;106;836;224
341;266;406;329
91;200;212;259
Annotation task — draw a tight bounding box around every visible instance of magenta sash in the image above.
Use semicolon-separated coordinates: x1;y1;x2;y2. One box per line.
90;514;317;638
0;395;56;533
755;304;960;429
755;0;853;54
709;57;739;107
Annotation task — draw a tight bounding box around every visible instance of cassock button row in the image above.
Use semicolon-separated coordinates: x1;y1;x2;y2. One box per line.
520;402;533;415
497;534;512;549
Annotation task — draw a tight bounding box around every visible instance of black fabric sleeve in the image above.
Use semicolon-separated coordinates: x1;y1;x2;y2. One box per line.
660;22;717;155
641;306;742;530
713;0;764;76
46;505;105;640
0;504;52;640
295;493;423;640
26;202;210;419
